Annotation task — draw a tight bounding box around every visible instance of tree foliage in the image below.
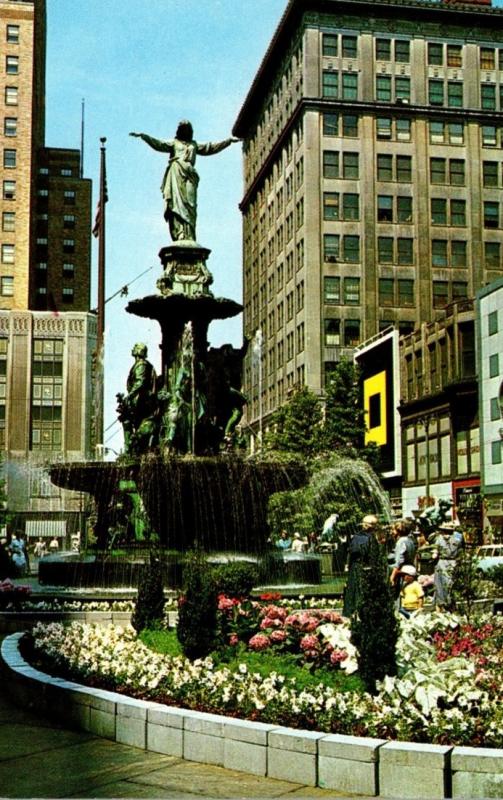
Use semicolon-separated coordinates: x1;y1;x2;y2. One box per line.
177;550;218;660
131;555;165;633
351;537;398;694
264;386;322;458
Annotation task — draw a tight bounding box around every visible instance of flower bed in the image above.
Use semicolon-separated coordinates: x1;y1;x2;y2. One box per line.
26;608;503;747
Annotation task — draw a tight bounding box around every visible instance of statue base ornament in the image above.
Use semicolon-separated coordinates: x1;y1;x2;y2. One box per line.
157;241;213;297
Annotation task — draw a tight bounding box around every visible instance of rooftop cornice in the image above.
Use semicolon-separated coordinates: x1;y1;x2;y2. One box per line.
233;0;503;137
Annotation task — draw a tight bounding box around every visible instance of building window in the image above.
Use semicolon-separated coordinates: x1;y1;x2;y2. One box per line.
397;196;413;222
481;83;496;110
3;180;15;200
489;353;499;378
342;152;359;178
342;73;358;100
452;240;467;267
397;237;413;265
324;276;340;303
396;118;411;141
3;148;16;168
447;45;462;67
376;38;391;60
342;193;359;220
491;397;501;420
6;25;20;44
324;319;340;346
377;195;393;222
341;35;357;58
449;159;465;185
379;278;394;307
450;199;466;227
376;117;392;139
429;121;444;143
484;201;499;228
323;113;338;136
378;236;394;263
377;154;393;181
452;281;468;301
376;76;392;102
324;233;339;261
395;40;410;63
31;339;64;451
485;241;500;268
429;79;444;106
491;441;502;465
396;156;412;182
449;123;464;144
322;71;338;98
398;279;414;306
447;82;463;108
63;214;76;229
63;239;75;253
431;198;447;225
488;310;498;335
60;168;73;177
4;117;17;136
343;235;360;262
428;42;443;65
344;319;360;346
432;239;448;267
1;244;14;264
343;277;360;305
2;212;15;232
480;47;495;69
483;161;499;187
0;277;13;296
482;125;497;147
395;77;410;102
323;150;339;178
5;86;17;105
322;33;338;57
5;55;19;74
430;158;446;184
62;288;74;303
64;190;75;204
342;114;358;137
433;281;449;309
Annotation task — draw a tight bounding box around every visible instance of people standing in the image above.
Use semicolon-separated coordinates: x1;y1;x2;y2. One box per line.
291;532;306;553
389;519;417;597
343;514;378;617
48;536;60;554
275;530;292;551
9;532;27;577
432;520;464;611
398;565;425;618
33;537;46;559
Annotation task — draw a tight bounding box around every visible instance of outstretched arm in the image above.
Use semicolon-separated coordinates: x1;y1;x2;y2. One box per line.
197;137;240;156
129;132;173;154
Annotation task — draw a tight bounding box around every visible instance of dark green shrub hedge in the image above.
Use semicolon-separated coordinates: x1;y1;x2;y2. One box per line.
211;561;259;597
131;556;165;633
177;550;218;660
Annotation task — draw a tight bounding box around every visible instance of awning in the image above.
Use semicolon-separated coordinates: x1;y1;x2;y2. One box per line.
25;520;67;538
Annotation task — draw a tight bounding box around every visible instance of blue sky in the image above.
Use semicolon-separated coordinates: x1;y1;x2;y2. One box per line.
45;0;503;453
45;0;286;453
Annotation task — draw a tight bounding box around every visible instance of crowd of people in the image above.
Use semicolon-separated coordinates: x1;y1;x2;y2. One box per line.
274;512;467;618
0;532;63;579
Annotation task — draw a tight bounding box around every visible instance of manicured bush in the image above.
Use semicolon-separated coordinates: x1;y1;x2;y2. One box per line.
351;537;398;694
131;555;165;633
211;561;258;597
177;550;218;660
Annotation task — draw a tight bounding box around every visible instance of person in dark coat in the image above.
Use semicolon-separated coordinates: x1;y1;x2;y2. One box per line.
342;514;378;617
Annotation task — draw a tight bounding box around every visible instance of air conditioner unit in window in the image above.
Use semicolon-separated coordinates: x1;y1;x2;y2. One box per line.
396;98;409;105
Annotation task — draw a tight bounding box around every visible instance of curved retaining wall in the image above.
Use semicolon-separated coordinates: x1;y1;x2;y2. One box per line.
2;633;502;798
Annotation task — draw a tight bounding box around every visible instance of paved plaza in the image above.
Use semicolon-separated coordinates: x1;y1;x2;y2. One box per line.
0;674;377;800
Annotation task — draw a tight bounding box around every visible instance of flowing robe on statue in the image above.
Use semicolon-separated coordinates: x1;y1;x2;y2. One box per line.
137;134;234;241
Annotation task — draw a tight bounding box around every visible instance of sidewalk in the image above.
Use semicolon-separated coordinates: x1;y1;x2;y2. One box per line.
0;677;371;799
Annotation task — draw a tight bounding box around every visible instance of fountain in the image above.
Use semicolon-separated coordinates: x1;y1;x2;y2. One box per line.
44;121;308;587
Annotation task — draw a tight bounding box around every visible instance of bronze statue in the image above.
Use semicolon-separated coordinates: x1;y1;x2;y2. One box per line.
116;343;158;455
130;121;239;242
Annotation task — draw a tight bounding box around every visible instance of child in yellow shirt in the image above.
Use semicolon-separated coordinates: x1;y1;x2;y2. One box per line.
399;565;424;618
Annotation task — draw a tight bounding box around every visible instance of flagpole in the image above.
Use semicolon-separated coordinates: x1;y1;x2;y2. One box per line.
97;137;107;351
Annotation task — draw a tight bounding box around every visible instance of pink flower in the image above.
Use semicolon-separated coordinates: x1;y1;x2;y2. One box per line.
300;634;319;652
270;629;287;643
218;594;240;611
330;649;348;665
229;633;239;646
261;605;287;621
260;617;282;630
321;611;343;624
248;633;270;651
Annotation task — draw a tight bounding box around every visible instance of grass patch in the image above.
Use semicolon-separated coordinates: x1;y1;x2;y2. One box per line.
141;628;364;694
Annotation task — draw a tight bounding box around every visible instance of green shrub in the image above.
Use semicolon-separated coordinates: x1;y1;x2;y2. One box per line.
351;537;398;694
212;561;259;597
131;555;165;633
485;563;503;592
177;550;218;660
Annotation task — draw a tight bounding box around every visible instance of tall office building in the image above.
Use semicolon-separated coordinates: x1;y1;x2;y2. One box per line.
234;0;503;441
0;0;96;542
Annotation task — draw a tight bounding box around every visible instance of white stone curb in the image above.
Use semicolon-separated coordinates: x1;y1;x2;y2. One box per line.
2;633;502;798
